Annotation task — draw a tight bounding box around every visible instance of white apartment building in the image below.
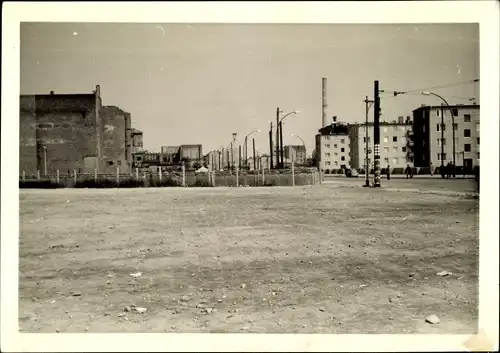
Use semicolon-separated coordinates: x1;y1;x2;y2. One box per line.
348;117;413;171
315;122;350;171
412;104;480;172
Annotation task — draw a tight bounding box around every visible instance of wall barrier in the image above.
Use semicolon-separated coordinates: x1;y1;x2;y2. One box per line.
19;167;323;189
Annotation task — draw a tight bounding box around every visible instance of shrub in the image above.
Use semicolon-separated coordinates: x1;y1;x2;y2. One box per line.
19;180;63;189
150;177;181;187
193;179;212;187
75;178;144;188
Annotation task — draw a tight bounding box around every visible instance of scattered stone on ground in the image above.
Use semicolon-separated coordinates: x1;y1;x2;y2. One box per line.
129;272;142;278
70;291;82;296
437;271;452;277
425;314;440;324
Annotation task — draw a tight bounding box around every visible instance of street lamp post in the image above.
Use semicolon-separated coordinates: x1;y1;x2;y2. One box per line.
278;110;300;169
363;96;375;187
290;133;306;166
244;129;260;170
43;145;48;176
422;92;457;169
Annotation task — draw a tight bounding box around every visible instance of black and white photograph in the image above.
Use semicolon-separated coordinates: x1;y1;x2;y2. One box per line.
1;1;498;352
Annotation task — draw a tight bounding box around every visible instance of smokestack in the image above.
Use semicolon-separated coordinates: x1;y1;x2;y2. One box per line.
322;77;328;127
95;85;101;98
398;116;404;124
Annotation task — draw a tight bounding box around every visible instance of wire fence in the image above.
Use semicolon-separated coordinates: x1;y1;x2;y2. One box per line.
19;167;324;189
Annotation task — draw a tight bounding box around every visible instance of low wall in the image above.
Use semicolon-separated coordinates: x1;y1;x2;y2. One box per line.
19;170;321;188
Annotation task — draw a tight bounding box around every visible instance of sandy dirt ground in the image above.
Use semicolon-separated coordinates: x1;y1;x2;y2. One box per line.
19;178;479;333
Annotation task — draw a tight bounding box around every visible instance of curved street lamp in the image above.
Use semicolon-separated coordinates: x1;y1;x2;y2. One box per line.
278;110;301;168
244;129;260;169
290;133;306;165
421;92;456;168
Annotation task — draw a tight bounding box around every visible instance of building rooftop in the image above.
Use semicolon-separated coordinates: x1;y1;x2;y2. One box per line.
413;104;480;112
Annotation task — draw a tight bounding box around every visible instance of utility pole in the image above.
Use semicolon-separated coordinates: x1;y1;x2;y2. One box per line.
279;121;284;169
269;122;274;170
239;145;242;171
440;105;445;178
252;138;256;171
244;137;248;170
373;80;381;187
276;107;280;169
363;96;374;187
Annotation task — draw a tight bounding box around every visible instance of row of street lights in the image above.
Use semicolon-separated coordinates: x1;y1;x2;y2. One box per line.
213;108;303;172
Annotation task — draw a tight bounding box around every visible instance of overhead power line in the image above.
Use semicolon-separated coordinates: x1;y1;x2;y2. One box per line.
380;78;479;97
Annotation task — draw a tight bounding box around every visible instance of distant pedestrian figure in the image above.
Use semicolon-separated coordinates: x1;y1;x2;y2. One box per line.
386;165;391;180
429;162;434;176
451;162;456;178
405;164;413;179
446;162;452;179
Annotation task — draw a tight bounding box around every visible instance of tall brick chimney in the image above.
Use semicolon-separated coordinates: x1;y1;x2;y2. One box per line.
95;85;101;98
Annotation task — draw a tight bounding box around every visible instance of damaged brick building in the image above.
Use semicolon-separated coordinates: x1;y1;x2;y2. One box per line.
19;85;141;175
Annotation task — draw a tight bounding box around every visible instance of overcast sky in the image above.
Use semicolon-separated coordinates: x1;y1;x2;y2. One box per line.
20;23;479;154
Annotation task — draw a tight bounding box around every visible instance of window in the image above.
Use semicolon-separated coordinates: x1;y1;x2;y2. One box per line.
452;108;458;116
334;152;338;156
325;153;331;157
441;124;446;131
384;147;389;153
383;136;389;143
476;123;480;132
401;137;406;144
464;129;471;137
325;161;331;166
363;137;366;143
453;123;458;131
477;137;480;145
437;153;440;160
384;158;389;164
437;109;440;117
437;138;446;146
325;136;330;140
464;114;471;122
464;144;471;152
437;124;440;131
341;148;345;152
334;161;338;166
392;158;398;165
340;139;345;144
364;148;366;153
383;127;388;132
392;136;397;142
325;144;331;148
402;146;406;152
477;152;480;160
392;147;398;153
341;156;345;161
334;144;338;148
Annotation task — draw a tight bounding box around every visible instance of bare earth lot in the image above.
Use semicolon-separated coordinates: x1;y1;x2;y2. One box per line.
19;179;479;333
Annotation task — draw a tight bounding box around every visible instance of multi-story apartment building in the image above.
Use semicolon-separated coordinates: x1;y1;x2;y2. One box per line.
412;104;479;172
315;119;350;171
348;117;413;171
283;145;307;165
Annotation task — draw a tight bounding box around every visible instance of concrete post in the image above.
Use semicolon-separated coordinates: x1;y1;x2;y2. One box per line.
262;167;265;185
292;161;295;186
22;170;25;181
37;170;40;180
182;165;186;187
236;168;239;187
73;169;77;184
159;167;162;182
116;167;120;186
135;168;139;180
94;168;97;182
56;170;60;184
